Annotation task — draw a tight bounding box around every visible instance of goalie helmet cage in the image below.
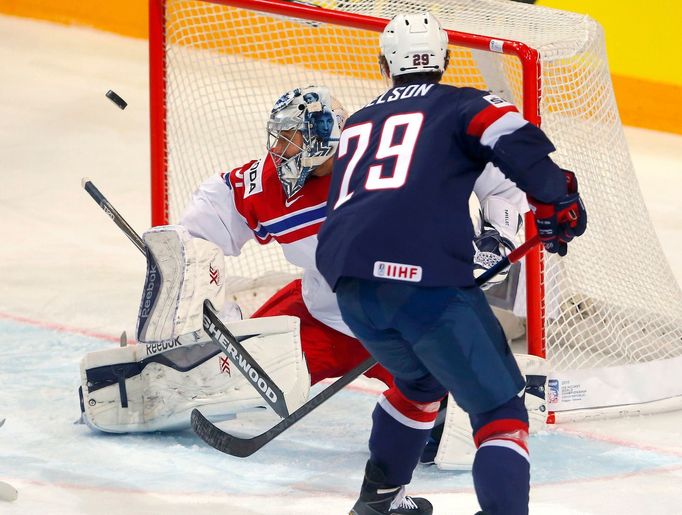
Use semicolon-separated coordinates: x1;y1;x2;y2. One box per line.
148;0;682;421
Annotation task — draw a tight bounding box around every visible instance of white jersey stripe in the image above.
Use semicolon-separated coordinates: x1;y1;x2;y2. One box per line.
480;111;528;148
261;201;327;226
378;394;436;431
478;438;530;462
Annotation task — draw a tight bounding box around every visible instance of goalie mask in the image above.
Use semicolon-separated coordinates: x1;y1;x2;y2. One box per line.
267;86;347;198
379;12;449;78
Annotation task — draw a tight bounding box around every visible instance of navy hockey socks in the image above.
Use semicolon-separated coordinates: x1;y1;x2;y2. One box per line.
368;388;440;486
473;444;529;515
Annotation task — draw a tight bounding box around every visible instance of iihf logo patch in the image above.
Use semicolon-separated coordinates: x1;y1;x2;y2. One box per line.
373;261;422;283
547;379;559;404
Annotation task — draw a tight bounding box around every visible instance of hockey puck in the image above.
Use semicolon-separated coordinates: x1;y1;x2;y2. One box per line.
105;90;127;110
0;481;17;502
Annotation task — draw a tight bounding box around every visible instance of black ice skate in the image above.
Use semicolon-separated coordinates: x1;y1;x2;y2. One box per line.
349;461;433;515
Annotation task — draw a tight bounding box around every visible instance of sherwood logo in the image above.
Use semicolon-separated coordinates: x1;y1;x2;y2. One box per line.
203;314;278;404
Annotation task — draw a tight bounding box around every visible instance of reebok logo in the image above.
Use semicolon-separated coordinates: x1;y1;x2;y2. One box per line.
284;195;304;208
373;261;422;282
145;338;182;356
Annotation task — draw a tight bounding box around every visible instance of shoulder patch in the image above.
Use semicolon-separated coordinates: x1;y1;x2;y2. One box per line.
482;94;514;108
243;160;263;199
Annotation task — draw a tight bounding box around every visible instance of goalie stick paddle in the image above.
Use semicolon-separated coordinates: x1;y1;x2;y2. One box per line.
82;178;291;418
191;234;541;458
203;299;290;418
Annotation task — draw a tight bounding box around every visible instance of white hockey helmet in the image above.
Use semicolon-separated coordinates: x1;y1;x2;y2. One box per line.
379;12;449;77
267;86;348;198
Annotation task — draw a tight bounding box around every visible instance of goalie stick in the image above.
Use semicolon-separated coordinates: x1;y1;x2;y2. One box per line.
192;355;376;457
203;299;290;418
191;233;541;457
82;178;145;254
82;178;290;418
83;177;541;455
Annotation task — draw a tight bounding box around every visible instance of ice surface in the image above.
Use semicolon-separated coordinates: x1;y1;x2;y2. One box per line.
1;14;681;515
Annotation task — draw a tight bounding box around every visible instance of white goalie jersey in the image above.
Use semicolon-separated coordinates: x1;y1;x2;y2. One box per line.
77;151;534;469
180;155;528;334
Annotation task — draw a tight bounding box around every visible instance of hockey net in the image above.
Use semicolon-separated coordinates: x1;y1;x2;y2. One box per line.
149;0;682;419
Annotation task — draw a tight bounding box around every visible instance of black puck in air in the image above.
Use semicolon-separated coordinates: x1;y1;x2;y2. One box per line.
105;90;127;110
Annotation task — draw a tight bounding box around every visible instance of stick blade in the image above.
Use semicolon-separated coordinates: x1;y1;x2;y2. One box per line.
0;481;18;502
191;409;259;458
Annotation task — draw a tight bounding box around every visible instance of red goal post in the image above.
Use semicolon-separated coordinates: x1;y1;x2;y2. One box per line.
148;0;682;421
148;0;547;357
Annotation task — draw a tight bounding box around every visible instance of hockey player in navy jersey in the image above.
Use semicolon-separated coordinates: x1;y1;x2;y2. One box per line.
79;84;533;442
316;12;587;515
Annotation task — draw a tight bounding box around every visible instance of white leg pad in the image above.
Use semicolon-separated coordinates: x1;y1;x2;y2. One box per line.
80;316;310;433
434;353;548;470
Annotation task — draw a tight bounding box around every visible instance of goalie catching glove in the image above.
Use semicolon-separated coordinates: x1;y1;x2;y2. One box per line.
528;169;587;256
472;196;524;290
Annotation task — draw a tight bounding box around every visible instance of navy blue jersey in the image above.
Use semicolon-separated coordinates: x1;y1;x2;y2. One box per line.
316;82;567;290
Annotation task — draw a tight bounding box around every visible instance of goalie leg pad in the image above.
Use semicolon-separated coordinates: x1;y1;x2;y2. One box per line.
137;225;226;343
433;354;547;470
80;316;310;433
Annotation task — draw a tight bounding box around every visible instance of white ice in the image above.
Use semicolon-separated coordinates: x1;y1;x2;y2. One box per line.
1;14;682;515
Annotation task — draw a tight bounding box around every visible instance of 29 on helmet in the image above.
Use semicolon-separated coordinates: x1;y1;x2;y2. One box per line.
266;86;347;198
379;12;449;78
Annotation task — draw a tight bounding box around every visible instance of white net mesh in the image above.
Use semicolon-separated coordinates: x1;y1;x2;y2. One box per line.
156;0;682;380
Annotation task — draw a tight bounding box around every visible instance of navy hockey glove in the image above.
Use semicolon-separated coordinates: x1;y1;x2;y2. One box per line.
528;170;587;256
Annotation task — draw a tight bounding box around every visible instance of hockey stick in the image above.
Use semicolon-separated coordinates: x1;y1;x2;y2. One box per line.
192;355;376;458
476;233;539;286
81;178;291;418
203;299;290;418
191;233;541;457
82;178;145;254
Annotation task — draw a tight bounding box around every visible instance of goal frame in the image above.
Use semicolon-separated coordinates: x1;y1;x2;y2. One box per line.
148;0;546;357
